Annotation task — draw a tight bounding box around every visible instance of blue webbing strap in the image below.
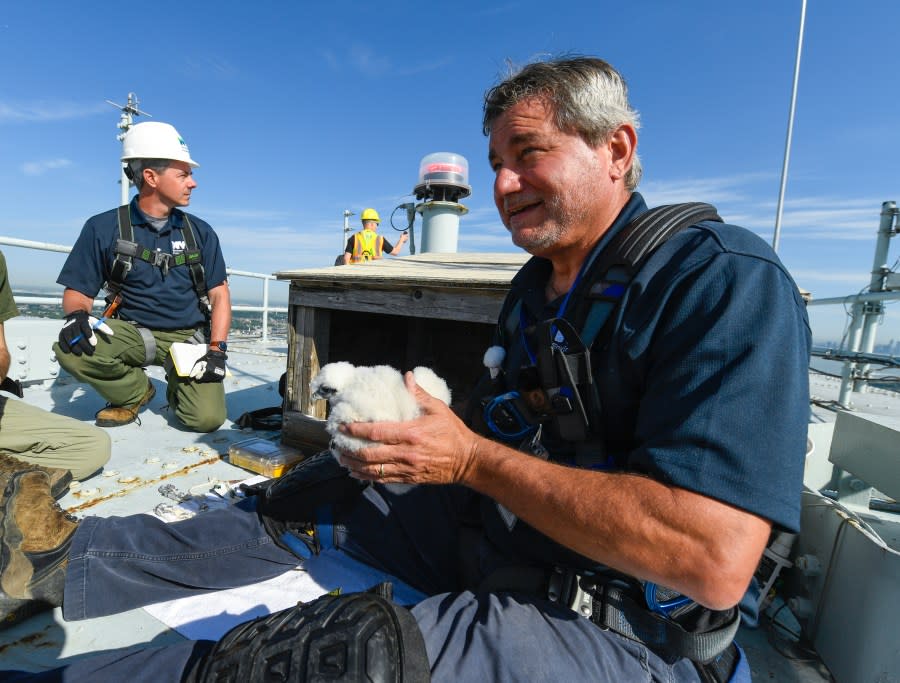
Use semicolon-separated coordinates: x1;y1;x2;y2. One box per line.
316;504;335;551
577;202;722;348
278;503;335;559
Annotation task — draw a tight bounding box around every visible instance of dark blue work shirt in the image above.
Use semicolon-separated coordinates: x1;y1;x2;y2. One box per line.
57;197;228;330
481;192;812;576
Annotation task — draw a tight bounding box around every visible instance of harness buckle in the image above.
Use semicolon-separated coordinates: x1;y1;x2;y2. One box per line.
547;567;593;619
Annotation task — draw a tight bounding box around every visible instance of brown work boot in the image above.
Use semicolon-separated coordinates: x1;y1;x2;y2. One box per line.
0;469;77;629
95;379;156;427
0;453;73;500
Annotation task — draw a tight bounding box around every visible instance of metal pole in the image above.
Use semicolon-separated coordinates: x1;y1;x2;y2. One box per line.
262;278;270;342
342;210;354;255
854;201;898;390
118;94;135;206
838;301;866;407
772;0;807;253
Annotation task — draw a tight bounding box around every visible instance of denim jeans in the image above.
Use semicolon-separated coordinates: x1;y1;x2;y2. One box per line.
5;485;718;682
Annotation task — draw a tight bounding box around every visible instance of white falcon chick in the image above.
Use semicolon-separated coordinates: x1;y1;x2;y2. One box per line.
310;362;451;454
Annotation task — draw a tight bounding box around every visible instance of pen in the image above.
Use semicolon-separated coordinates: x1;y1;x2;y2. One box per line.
68;295;122;346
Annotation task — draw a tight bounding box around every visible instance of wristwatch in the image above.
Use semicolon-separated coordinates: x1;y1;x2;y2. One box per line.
209;340;228;353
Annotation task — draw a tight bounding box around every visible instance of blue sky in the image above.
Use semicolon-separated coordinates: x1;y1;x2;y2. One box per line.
2;0;899;344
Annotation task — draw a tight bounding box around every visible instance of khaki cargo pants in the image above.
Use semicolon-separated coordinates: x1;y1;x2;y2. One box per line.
53;319;226;433
0;396;111;479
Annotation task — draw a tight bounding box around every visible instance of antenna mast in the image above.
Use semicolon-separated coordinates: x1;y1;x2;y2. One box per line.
772;0;807;253
106;93;152;205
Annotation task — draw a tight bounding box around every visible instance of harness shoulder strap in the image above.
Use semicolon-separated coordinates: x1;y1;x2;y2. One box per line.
179;214;211;317
578;202;722;347
501;202;722;349
106;205;136;297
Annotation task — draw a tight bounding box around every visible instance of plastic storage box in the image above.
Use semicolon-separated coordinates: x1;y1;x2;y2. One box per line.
228;437;305;477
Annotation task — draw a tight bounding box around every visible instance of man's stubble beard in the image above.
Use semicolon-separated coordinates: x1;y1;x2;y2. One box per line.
509;186;593;254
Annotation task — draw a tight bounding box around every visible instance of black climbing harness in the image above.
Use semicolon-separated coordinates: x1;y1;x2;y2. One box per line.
482;202;723;460
107;204;211;319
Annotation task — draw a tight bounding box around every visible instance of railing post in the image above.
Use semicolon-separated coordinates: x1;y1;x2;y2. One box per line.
262;278;270;342
839;301;866;408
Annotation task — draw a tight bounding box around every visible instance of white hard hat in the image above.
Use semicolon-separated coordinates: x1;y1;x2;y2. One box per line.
121;121;199;167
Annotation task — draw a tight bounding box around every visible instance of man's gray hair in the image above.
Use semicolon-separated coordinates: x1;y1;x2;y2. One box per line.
127;159;172;191
482;56;642;190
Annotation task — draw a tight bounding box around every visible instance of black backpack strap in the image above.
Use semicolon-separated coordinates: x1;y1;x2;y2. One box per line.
577;202;722;347
614;202;722;268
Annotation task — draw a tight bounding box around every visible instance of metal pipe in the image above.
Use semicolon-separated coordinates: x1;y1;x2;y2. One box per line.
806;290;900;306
342;210;354;255
852;202;897;390
772;0;807;253
868;202;898;292
838;302;866;407
262;278;270;342
0;237;72;254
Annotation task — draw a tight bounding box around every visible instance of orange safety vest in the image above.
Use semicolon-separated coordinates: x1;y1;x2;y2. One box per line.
350;230;384;263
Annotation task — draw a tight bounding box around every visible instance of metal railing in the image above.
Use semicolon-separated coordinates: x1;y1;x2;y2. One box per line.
807;291;900;407
0;236;287;342
805;202;900;407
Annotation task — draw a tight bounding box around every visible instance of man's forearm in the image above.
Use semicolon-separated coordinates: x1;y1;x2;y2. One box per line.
462;437;770;610
62;289;96;315
207;284;231;345
0;346;10;382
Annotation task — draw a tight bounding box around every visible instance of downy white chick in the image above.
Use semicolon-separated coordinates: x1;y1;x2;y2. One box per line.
310;362;451;454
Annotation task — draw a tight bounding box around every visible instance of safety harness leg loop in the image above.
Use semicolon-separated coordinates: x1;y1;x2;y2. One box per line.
587;582;741;664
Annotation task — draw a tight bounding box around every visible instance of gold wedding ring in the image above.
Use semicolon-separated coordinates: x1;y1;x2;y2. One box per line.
379;463;385;478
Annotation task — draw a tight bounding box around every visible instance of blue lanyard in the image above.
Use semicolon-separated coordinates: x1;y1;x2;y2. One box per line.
517;236;608;364
518;282;577;365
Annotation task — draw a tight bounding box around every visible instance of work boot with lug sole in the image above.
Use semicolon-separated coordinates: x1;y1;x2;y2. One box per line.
0;469;78;630
0;453;73;500
95;380;156;428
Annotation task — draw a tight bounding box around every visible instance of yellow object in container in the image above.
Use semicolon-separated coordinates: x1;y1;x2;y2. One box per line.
228;437;305;477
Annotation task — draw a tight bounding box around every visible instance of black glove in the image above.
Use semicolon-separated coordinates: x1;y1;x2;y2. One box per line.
58;310;113;356
189;349;227;383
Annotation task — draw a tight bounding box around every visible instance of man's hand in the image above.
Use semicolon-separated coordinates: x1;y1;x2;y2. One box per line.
189;349;227;383
58;310;114;356
336;372;481;484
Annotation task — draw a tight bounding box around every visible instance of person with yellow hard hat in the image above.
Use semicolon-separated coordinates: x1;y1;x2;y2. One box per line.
343;208;408;264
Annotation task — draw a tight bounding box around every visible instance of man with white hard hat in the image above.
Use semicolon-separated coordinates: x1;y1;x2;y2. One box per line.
53;121;231;431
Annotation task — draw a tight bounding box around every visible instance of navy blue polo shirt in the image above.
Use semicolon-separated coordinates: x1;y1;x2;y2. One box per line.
482;192;811;574
57;197;227;330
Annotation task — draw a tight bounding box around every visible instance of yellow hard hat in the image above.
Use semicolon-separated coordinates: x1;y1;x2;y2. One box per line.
360;208;381;223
